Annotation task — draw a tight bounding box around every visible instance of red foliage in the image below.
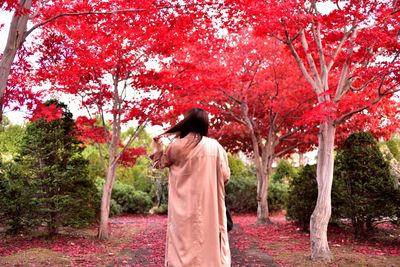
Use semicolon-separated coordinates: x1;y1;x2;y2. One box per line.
75;116;109;144
232;0;400;143
118;147;147;167
29;103;63;122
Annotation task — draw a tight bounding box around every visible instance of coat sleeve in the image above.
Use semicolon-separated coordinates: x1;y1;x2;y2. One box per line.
217;144;230;185
150;140;174;169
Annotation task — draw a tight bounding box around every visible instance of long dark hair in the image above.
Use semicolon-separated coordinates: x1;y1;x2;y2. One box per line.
164;108;209;139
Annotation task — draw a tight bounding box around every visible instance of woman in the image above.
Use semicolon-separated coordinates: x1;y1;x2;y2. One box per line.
150;108;231;267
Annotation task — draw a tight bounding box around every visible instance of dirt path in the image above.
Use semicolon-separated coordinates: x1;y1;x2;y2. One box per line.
110;217;280;266
229;223;280;267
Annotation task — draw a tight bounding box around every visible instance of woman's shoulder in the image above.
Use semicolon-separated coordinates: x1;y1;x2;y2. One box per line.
203;136;224;150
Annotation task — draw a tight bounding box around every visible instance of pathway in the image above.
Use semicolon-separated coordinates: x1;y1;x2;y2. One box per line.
110;216;280;266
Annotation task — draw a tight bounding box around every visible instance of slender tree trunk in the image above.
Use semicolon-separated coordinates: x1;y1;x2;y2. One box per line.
98;161;118;240
0;0;32;122
256;165;272;225
310;121;335;261
98;73;121;240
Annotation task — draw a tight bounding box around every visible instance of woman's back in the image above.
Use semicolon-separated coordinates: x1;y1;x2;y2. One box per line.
156;134;231;267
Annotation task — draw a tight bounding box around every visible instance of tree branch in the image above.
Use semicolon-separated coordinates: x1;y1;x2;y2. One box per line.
275;141;308;158
300;29;322;88
334;27;358;102
312;21;328;88
334;74;399;125
286;37;321;93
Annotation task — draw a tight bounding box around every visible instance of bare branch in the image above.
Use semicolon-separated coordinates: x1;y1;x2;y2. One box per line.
300;29;322;88
286;39;321;93
334;96;381;125
112;122;146;166
221;108;247;125
312;21;328;87
26;9;145;37
334;27;358;102
220;89;242;105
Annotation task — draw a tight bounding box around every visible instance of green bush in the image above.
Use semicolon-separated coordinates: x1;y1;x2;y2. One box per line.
225;155;257;213
286;164;317;231
268;160;295;212
0;101;97;234
333;132;399;238
268;181;288;212
96;177;152;216
386;139;400;160
0;161;38;232
271;160;296;183
131;158;154;193
110;199;123;216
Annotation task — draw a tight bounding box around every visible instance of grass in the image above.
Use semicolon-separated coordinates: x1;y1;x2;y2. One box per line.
0;248;70;266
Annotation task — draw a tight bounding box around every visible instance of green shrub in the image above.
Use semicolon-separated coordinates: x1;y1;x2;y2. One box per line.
112;181;152;214
334;132;398;238
0;101;97;234
0;161;38;232
268;181;288;212
131;158;154;194
225;155;257;212
110;199;123;216
96;177;152;216
386;139;400;160
271;160;296;183
268;160;295;212
286;164;317;231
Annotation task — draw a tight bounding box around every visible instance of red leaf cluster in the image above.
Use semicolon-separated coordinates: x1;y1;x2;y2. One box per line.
75;116;109;144
118;147;147;167
29;103;63;122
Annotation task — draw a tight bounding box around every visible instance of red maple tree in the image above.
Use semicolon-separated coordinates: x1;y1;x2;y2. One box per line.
26;0;224;240
232;0;400;260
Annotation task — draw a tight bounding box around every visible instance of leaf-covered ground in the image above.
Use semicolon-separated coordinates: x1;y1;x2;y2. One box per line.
0;214;399;266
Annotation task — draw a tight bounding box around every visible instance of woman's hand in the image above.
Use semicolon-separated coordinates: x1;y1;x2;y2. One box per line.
151;135;163;153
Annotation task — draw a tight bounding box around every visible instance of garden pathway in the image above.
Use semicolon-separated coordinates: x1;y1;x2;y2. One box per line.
110;216;280;266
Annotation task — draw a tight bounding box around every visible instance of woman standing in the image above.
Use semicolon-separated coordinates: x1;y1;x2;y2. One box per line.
151;108;231;267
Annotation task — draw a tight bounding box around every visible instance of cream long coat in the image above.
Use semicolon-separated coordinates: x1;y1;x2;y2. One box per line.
151;134;231;267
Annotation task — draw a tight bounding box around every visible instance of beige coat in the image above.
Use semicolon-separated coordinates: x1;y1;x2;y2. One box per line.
151;134;231;267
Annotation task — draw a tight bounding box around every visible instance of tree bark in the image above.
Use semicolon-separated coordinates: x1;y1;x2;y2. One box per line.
98;135;119;239
0;0;32;122
97;72;122;240
310;121;335;261
256;162;273;225
98;161;118;240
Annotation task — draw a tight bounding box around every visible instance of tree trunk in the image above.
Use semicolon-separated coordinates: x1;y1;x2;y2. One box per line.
98;161;118;240
256;169;272;225
310;121;335;261
0;0;32;122
98;74;121;240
